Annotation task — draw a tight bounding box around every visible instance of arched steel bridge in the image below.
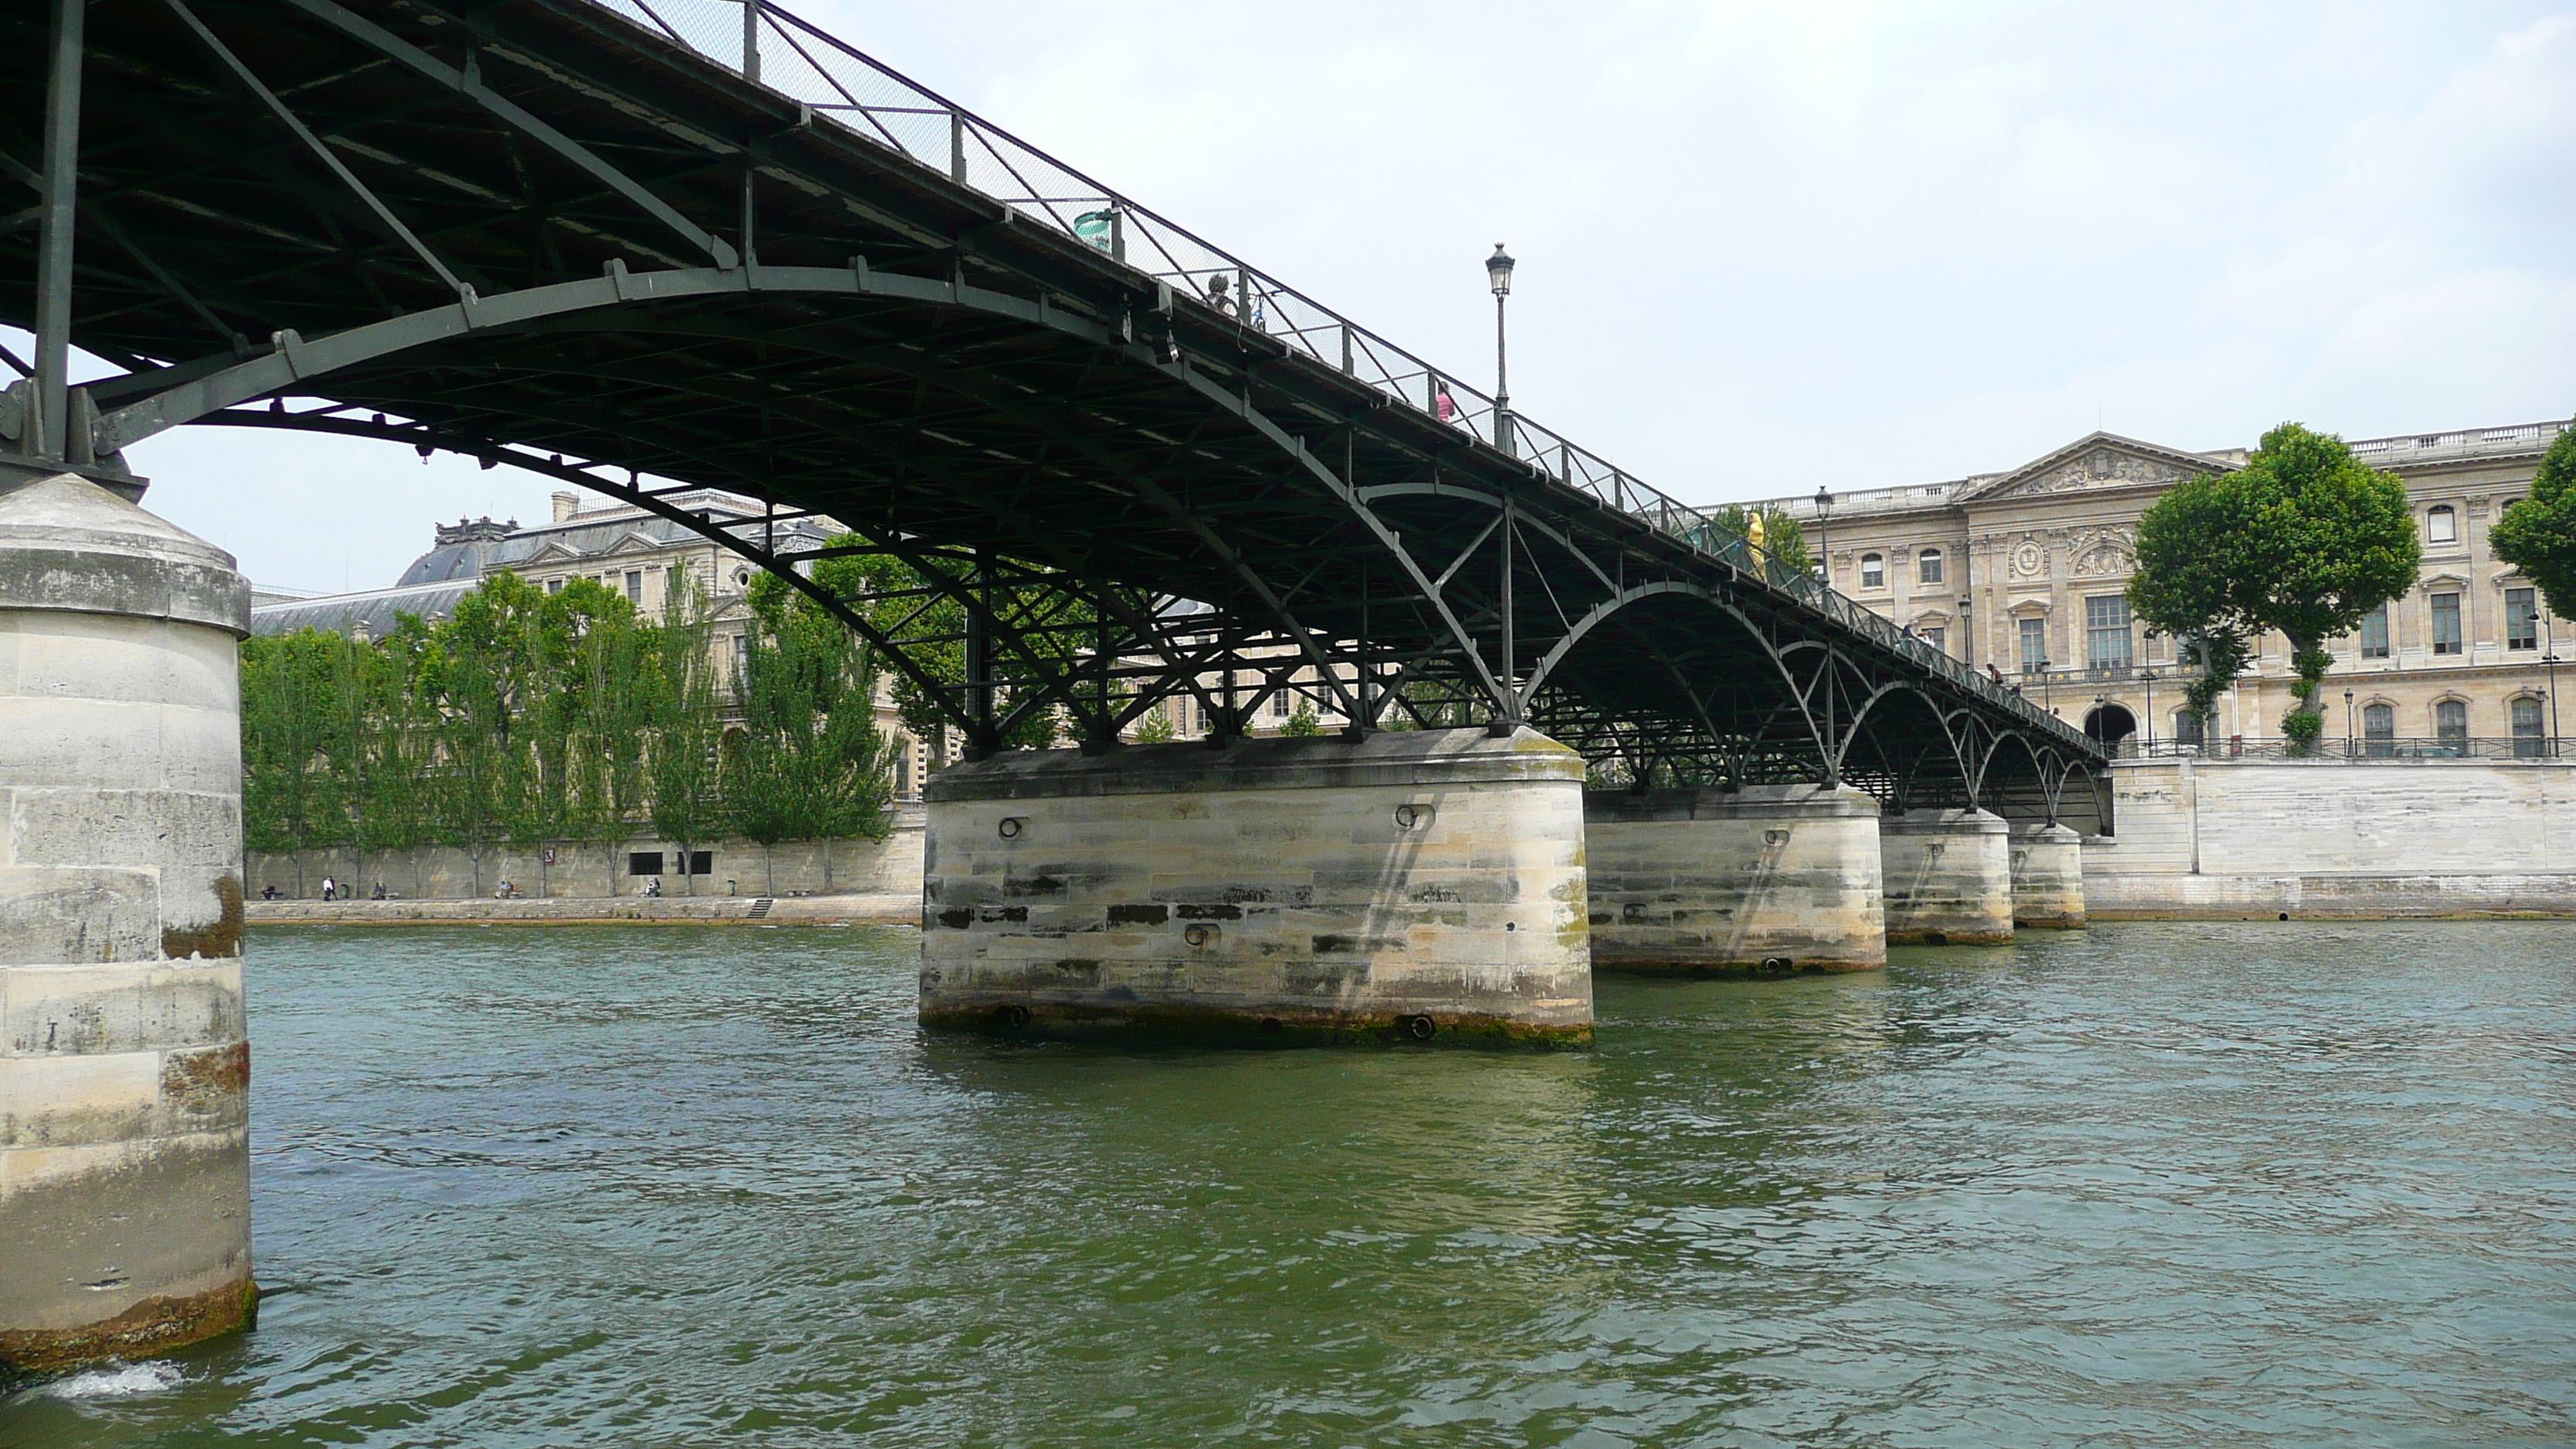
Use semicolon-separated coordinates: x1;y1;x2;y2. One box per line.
0;0;2112;829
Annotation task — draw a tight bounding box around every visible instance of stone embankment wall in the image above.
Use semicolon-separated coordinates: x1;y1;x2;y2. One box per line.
2087;758;2576;917
248;809;925;902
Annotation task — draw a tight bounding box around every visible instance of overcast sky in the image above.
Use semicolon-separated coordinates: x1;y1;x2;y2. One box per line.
52;0;2576;593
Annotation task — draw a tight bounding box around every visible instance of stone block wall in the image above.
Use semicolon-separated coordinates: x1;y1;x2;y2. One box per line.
1584;784;1886;974
248;809;926;902
2086;757;2576;916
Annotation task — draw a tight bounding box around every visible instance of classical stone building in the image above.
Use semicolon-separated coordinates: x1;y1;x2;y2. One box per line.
1750;419;2572;755
249;488;942;796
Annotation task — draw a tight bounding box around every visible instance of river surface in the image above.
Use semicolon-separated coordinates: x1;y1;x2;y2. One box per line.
5;921;2572;1447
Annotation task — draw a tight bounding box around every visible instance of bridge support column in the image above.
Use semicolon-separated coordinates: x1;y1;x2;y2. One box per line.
918;726;1591;1046
0;471;256;1378
2009;823;2087;929
1878;808;2014;945
1583;785;1885;975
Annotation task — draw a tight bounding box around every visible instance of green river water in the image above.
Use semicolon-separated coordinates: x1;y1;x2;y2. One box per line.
3;920;2571;1447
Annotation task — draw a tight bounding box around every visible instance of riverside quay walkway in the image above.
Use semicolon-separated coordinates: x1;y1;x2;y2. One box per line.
0;0;2105;1370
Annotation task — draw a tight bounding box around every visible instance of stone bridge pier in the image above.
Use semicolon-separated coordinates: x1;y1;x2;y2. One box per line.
2010;823;2088;929
1;471;256;1377
917;727;1592;1046
1582;785;1886;976
1879;808;2016;946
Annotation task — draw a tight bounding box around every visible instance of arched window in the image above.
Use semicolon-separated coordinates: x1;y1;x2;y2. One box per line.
2363;702;2394;757
2434;699;2468;752
1918;549;1944;585
2512;696;2547;758
2427;505;2457;543
2172;708;2204;746
1859;553;1886;589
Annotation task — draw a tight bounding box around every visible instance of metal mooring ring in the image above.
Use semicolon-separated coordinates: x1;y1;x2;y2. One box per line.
998;817;1026;840
1403;1014;1437;1041
1393;804;1423;831
1184;923;1216;949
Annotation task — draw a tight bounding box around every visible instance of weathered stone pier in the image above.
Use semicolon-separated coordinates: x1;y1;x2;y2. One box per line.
1583;785;1886;975
0;471;256;1375
918;728;1593;1045
1878;807;2017;946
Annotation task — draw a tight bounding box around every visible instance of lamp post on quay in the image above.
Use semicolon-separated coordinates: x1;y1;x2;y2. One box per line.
2344;689;2355;759
1813;485;1834;584
1485;244;1515;458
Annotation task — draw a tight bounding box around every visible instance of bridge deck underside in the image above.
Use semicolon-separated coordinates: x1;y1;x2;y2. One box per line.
0;0;2105;828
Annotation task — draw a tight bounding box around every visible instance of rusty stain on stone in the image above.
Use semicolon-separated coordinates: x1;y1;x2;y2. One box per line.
161;1040;251;1108
160;875;244;959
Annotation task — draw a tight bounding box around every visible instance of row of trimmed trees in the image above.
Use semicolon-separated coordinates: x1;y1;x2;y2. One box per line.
242;566;896;896
2127;419;2576;752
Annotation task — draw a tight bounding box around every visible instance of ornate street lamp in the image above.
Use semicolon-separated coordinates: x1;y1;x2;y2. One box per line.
2344;688;2355;759
1813;485;1834;584
1486;244;1515;457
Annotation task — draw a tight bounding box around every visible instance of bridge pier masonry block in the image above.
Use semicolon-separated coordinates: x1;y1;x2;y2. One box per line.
2010;823;2088;930
1582;785;1886;976
0;471;257;1379
1878;809;2016;946
918;727;1592;1046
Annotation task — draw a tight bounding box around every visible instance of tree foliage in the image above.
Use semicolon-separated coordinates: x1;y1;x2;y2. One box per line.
240;565;898;885
728;564;898;891
2491;420;2576;619
2128;423;2420;752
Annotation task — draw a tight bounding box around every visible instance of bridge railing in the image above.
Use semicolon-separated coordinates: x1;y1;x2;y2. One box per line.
586;0;2091;753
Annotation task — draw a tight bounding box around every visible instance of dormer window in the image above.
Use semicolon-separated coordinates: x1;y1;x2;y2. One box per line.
2427;505;2457;543
1859;553;1885;589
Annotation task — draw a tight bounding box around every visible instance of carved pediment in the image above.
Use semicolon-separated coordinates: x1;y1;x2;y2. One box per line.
1961;432;2235;504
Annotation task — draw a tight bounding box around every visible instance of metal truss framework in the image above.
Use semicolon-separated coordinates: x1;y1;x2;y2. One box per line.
0;0;2111;830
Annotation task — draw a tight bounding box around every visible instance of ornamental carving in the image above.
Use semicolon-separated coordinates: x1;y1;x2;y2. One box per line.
2007;537;2047;581
2067;524;2136;579
2007;449;2194;497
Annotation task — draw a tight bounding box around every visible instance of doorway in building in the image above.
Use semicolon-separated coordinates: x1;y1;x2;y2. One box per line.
2084;702;2138;752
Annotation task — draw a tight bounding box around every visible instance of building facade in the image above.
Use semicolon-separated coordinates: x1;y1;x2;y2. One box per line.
1751;420;2572;755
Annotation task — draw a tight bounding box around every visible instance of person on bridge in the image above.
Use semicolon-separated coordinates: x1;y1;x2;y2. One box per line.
1208;274;1235;317
1436;385;1458;424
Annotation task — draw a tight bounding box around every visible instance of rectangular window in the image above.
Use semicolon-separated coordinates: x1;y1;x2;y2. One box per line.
1918;551;1944;585
2018;617;2048;673
2430;592;2462;655
625;570;644;603
1921;626;1946;656
2085;595;2133;670
628;851;664;876
546;577;564;594
679;850;712;876
2358;605;2390;659
2507;587;2537;650
2174;710;2205;745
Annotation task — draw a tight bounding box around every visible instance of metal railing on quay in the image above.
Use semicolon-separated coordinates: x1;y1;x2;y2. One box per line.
587;0;2090;752
2112;737;2565;762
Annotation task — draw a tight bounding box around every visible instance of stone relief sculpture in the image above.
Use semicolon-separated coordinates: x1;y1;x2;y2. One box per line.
2067;524;2138;579
2008;537;2047;581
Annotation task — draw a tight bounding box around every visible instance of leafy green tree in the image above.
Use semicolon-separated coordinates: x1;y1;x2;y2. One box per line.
646;572;726;896
555;578;654;896
240;629;348;894
358;617;441;898
2491;421;2576;619
420;572;558;894
2129;423;2420;754
726;581;896;893
1131;706;1177;743
1279;701;1325;737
